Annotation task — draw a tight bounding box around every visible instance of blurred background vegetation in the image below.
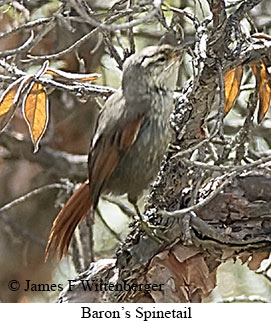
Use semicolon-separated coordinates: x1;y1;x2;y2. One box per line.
0;0;271;302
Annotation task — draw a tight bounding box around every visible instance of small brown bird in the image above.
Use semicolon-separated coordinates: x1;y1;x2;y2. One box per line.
46;44;182;260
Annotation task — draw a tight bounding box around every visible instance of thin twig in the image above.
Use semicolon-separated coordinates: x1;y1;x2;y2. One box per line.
0;183;69;247
25;19;57;55
0;58;115;98
23;5;150;63
69;0;161;32
0;131;88;180
0;212;46;246
96;207;122;242
0;18;52;39
24;28;99;63
216;60;225;136
126;0;136;55
0;183;68;214
162;154;271;217
102;196;135;218
0;31;34;57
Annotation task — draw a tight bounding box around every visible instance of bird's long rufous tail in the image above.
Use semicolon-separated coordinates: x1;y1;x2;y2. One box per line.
45;182;92;261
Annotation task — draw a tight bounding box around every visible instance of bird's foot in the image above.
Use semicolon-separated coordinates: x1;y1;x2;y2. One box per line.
130;201;164;244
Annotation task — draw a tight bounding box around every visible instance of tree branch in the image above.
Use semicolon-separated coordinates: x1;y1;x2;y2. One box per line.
0;132;88;180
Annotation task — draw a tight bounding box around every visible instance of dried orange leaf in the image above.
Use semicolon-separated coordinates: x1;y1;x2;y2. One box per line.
23;82;49;153
45;68;100;82
224;66;243;115
250;63;257;78
0;80;20;117
0;76;32;132
251;60;271;123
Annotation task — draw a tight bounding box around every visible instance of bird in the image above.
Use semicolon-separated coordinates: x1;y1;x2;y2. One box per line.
45;44;182;260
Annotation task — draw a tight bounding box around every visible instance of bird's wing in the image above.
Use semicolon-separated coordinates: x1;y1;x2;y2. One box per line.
88;92;144;208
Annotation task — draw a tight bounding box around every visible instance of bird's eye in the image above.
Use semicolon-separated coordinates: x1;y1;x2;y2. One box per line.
157;56;166;63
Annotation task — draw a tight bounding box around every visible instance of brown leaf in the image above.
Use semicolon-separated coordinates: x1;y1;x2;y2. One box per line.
45;68;100;83
238;251;251;265
248;251;270;270
0;76;32;132
251;60;271;123
22;82;49;153
221;249;235;261
224;66;243;115
172;245;201;262
146;246;217;302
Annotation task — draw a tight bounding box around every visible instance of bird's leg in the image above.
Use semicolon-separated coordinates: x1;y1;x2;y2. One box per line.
128;196;162;243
